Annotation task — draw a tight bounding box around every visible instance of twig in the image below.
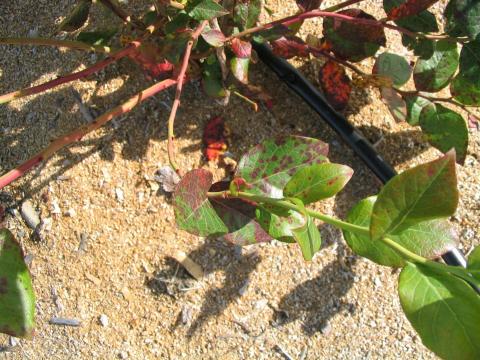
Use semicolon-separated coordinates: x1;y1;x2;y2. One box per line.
0;42;141;105
98;0;145;30
0;37;112;53
0;78;177;189
167;20;208;174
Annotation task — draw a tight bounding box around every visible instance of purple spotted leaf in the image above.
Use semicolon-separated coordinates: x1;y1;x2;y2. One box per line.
235;136;329;198
370;151;458;241
284;163;353;204
0;229;35;338
173;169;228;237
209;182;272;245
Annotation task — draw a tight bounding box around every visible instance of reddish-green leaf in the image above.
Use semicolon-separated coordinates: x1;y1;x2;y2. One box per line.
209;182;272;245
381;87;407;122
235;136;329;198
319;61;352;110
399;263;480;360
322;9;386;62
230;57;250;84
370;151;458;240
403;94;432;125
173;169;228;237
296;0;322;11
59;0;92;32
0;229;35;337
384;0;439;20
344;197;457;267
413;40;459;92
373;52;412;87
419;103;468;164
201;29;226;47
231;38;252;58
284;163;353;204
271;36;310;59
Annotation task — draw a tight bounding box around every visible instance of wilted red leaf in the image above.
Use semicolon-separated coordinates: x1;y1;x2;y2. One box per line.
319;61;352;110
271;36;310;59
386;0;439;20
128;44;174;79
296;0;322;11
203;116;230;161
231;38;252;58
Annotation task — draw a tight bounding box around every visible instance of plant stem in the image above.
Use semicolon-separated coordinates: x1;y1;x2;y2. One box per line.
309;47;367;76
0;42;140;105
323;0;366;12
167;20;208;175
0;37;112;53
0;78;177;189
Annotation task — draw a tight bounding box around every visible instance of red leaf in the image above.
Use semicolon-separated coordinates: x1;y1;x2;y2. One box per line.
203;117;230;161
296;0;322;11
231;38;252;58
128;44;174;79
319;61;352;110
387;0;439;20
271;36;310;59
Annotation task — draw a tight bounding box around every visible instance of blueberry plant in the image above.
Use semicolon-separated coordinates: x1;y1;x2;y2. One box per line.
0;0;479;358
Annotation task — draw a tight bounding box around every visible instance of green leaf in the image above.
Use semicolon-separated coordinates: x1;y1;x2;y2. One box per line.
235;136;329;198
403;94;432;126
374;52;412;87
445;0;480;40
59;0;92;32
230;57;250;84
413;40;459;92
292;214;321;261
395;10;437;58
173;169;228;237
322;9;386;62
344;197;457;267
202;54;227;98
450;72;480;106
381;87;407;122
209;182;272;245
468;245;480;271
234;0;262;30
419;103;468;164
399;262;480;359
284;163;353;204
0;229;35;337
188;0;228;21
164;12;191;34
77;28;117;46
255;205;303;243
370;151;458;240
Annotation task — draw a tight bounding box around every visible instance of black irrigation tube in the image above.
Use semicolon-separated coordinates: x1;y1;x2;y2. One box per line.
253;41;467;268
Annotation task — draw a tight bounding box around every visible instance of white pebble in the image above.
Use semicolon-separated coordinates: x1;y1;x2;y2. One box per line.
99;314;109;327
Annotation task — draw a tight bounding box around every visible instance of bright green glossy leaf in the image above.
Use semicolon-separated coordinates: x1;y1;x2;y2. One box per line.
188;0;228;21
59;0;91;32
399;262;480;360
419;103;468;164
468;245;480;271
445;0;480;40
344;197;457;267
403;94;432;126
413;40;459;92
292;215;321;261
370;151;458;240
0;229;35;337
173;169;228;237
284;163;353;204
374;52;412;87
202;54;227;98
77;29;117;46
235;136;329;198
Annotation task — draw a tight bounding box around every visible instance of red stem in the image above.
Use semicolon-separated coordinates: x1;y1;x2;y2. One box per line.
0;42;140;105
0;78;177;189
167;20;208;174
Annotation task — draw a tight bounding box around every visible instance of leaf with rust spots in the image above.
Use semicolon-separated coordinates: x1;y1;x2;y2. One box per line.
384;0;439;20
256;205;304;243
210;182;272;245
271;36;310;59
370;151;458;241
174;170;228;237
235;136;329;198
319;61;352;110
323;9;386;62
284;163;353;204
0;229;35;338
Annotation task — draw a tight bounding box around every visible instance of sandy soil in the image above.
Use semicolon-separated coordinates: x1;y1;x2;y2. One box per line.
1;1;479;359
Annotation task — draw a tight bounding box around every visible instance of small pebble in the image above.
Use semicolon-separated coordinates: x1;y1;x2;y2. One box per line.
65;208;76;217
320;322;332;335
49;317;81;327
20;200;40;229
115;188;124;203
99;314;109;327
118;351;128;359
